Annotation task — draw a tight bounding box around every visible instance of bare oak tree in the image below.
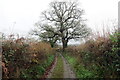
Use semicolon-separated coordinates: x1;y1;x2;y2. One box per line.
34;1;91;51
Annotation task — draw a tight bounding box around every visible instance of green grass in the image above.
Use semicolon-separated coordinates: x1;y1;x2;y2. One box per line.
65;54;77;66
51;55;64;78
75;64;96;78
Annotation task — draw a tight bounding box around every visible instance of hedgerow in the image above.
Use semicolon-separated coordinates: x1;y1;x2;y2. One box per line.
2;34;55;79
65;29;120;78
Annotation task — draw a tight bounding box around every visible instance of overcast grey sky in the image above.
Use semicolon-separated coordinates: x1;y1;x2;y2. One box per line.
0;0;119;38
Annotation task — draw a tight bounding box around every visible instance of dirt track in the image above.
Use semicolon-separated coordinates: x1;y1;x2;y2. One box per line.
61;54;76;78
47;53;76;78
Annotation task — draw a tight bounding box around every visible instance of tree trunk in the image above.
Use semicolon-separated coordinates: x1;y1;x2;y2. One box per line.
50;41;54;48
62;39;68;52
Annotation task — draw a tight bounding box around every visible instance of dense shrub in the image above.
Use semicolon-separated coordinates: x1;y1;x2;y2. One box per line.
2;39;29;78
2;35;55;79
65;30;120;78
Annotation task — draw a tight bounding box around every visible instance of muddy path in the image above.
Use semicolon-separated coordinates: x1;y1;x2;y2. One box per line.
60;54;76;78
46;53;76;78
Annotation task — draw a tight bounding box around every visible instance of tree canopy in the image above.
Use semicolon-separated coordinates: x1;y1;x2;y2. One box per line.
33;1;91;51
